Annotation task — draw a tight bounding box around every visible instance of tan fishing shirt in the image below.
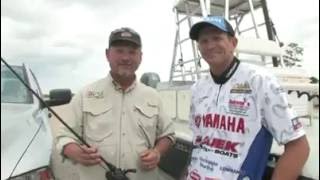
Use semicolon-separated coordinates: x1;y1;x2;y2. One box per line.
56;74;175;180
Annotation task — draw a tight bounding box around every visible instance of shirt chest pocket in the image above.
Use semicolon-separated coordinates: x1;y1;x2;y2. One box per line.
83;100;114;143
134;101;158;135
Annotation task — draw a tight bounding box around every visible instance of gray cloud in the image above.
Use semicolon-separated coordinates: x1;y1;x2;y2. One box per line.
51;0;116;8
1;0;318;93
1;0;53;24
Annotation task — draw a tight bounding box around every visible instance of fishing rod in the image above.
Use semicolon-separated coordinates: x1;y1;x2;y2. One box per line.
1;57;136;180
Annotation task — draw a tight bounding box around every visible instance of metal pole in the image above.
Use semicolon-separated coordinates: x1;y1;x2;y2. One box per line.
261;0;279;67
185;1;201;80
200;0;208;17
206;0;211;15
248;0;260;38
225;0;229;20
170;8;180;82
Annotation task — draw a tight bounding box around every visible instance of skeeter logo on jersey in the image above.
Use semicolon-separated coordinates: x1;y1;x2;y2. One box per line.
228;98;250;116
194;113;245;134
195;136;240;158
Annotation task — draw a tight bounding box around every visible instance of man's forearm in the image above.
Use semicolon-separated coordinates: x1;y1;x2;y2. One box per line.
154;137;174;156
272;136;309;180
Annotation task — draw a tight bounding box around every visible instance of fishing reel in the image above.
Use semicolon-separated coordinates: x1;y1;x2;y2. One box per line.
105;168;136;180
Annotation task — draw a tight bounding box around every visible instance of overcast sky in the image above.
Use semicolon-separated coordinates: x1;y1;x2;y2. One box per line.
1;0;319;93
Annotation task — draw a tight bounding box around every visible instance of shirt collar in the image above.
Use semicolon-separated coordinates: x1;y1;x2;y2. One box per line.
107;73;137;93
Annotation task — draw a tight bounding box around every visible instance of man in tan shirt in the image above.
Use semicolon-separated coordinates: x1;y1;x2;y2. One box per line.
56;27;175;180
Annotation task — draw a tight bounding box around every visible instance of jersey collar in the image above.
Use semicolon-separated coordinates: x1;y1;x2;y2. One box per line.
210;57;240;84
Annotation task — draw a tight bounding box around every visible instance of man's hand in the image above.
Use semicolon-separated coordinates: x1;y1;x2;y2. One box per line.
140;148;161;170
63;143;102;166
